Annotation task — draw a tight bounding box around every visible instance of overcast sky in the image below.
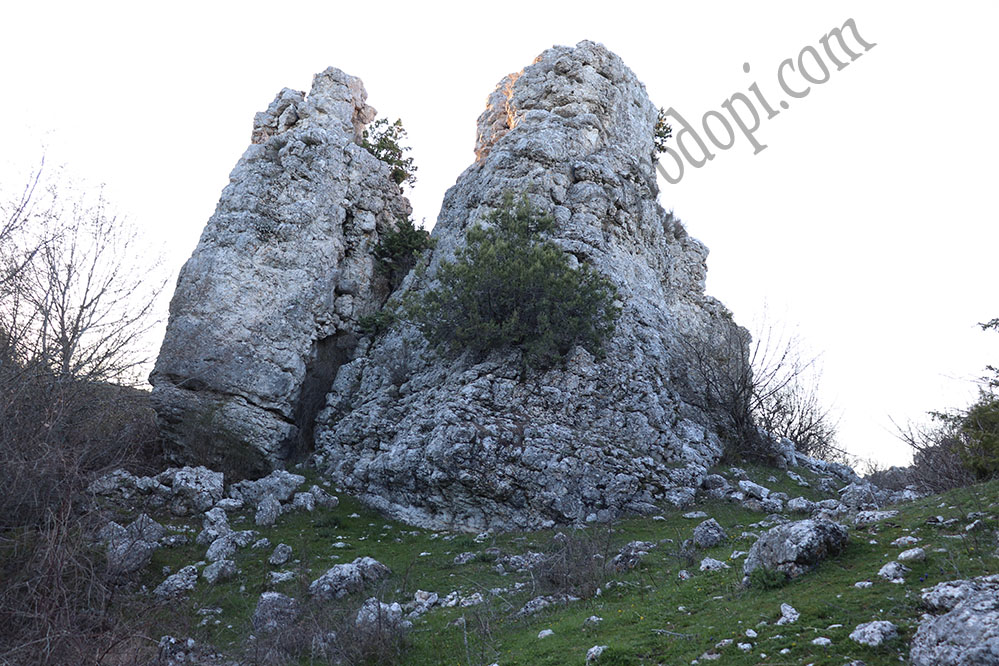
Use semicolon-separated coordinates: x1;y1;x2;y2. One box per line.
2;1;996;468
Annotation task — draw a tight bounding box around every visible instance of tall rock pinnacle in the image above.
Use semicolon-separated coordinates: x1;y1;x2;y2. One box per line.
313;41;748;530
150;68;412;472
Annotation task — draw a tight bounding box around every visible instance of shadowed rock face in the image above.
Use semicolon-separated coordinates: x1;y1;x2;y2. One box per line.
313;41;748;531
150;67;411;471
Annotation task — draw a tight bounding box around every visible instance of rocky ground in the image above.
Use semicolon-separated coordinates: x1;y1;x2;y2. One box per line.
86;455;999;665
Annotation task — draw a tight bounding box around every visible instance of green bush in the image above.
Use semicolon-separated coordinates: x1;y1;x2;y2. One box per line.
654;107;674;156
410;193;619;371
959;394;999;479
748;566;789;589
373;217;433;291
361;118;417;187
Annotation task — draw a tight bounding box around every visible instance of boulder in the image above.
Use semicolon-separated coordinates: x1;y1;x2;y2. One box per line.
313;40;748;531
743;519;849;581
309;556;391;600
154;565;199;598
230;469;305;504
155;466;224;516
355;597;412;633
150;66;412;470
911;575;999;665
202;559;236;585
252;592;300;635
692;518;728;549
849;620;897;647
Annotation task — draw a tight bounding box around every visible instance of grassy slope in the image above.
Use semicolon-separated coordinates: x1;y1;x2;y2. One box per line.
125;465;999;666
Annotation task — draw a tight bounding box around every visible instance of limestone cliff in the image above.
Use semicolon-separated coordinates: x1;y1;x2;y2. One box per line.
312;41;747;530
150;68;412;471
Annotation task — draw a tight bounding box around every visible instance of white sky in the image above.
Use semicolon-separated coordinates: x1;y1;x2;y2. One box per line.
2;1;996;468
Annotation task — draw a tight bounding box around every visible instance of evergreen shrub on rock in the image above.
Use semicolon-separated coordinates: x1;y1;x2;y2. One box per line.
410;193;619;370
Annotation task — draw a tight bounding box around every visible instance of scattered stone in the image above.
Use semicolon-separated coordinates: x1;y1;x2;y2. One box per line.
196;507;231;546
693;518;728;549
776;603;799;625
309;557;391;600
453;552;477;565
898;547;927;562
743;519;849;581
155;467;225;516
850;620;897;647
584;616;603;628
891;535;920;547
738;480;770;500
737;642;753;652
812;637;832;646
252;537;271;549
255;494;282;527
516;594;580;617
855;581;873;589
612;541;656;571
684;511;709;519
787;497;817;514
854;510;898;527
252;592;300;634
231;470;306;505
586;645;608;662
205;530;255;561
215;498;243;511
309;485;339;509
292;491;316;512
355;597;412;633
699;557;729;571
202;559;236;585
538;629;554;639
269;571;296;585
154;565;199;598
269;543;293;566
878;561;910;583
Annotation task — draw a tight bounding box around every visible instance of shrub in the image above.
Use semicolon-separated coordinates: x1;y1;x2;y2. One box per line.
361;118;417;188
959;395;999;479
653;107;674;156
373;217;433;291
410;193;619;371
748;566;789;589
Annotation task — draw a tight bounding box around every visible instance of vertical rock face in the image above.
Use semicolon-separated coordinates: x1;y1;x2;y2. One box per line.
150;68;412;472
313;41;748;531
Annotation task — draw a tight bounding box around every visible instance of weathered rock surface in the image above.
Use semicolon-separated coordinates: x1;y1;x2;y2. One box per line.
313;40;747;531
252;592;300;635
849;620;897;647
309;556;391;600
743;519;849;581
911;575;999;665
151;66;412;471
693;518;728;549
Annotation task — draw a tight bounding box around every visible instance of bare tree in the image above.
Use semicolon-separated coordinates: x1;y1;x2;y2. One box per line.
0;164;166;664
681;314;841;463
0;165;163;383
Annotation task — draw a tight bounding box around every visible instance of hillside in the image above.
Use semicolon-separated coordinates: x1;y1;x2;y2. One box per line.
87;460;999;665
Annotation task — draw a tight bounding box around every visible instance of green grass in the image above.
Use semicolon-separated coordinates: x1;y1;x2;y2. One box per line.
119;465;999;665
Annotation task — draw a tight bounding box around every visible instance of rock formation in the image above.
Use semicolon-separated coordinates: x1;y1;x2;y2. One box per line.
150;68;412;471
312;41;748;530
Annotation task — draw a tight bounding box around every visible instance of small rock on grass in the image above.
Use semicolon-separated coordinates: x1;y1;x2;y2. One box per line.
586;645;608;662
776;603;799;625
850;620;897;647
